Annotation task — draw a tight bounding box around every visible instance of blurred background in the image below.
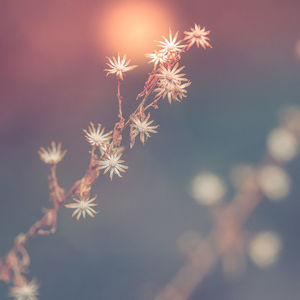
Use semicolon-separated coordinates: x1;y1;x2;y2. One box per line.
1;0;300;299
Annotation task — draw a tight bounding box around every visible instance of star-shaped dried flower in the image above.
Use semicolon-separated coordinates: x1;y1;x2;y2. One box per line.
65;195;98;220
105;54;137;80
9;280;39;300
157;30;185;56
184;24;212;50
157;63;188;84
38;141;67;165
98;150;128;180
131;114;159;146
156;80;191;104
155;63;191;103
83;122;112;148
145;50;167;67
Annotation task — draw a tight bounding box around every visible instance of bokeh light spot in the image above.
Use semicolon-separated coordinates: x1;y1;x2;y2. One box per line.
96;1;174;61
267;128;298;162
249;231;281;268
188;172;226;206
258;165;290;201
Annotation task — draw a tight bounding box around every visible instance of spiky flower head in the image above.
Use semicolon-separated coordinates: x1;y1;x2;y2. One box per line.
184;24;212;50
65;195;98;220
98;148;128;180
38;141;67;165
105;54;137;80
145;50;167;67
9;280;39;300
131;114;159;147
155;63;191;104
157;29;185;56
83;122;112;149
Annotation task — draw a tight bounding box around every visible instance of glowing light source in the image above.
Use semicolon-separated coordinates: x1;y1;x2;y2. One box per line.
96;1;174;60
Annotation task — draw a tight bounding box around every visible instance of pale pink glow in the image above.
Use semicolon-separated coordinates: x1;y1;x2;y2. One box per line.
5;1;86;84
95;1;174;61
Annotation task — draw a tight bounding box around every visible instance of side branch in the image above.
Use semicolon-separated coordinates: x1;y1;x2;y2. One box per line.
0;147;100;286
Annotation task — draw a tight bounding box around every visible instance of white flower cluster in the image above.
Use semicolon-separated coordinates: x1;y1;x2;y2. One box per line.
38;25;212;227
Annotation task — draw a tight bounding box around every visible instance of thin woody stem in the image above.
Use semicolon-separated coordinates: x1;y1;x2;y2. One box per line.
123;74;158;131
117;79;123;120
0;66;160;284
145;96;160;111
0;146;99;284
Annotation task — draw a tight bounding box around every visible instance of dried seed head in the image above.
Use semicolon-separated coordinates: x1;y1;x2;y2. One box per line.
157;29;185;56
105;54;137;80
130;114;158;147
38;142;67;165
65;195;99;221
98;150;128;180
83;122;112;148
184;24;212;50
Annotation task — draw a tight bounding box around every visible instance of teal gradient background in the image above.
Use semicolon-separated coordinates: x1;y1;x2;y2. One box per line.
1;0;300;299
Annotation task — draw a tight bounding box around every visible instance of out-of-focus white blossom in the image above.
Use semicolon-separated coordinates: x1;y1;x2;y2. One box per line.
38;142;67;165
248;231;281;268
267;128;298;162
9;280;39;300
258;165;290;201
189;172;226;206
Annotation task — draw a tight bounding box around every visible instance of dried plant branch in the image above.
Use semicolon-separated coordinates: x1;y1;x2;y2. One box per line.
117;79;124;121
0;25;212;299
